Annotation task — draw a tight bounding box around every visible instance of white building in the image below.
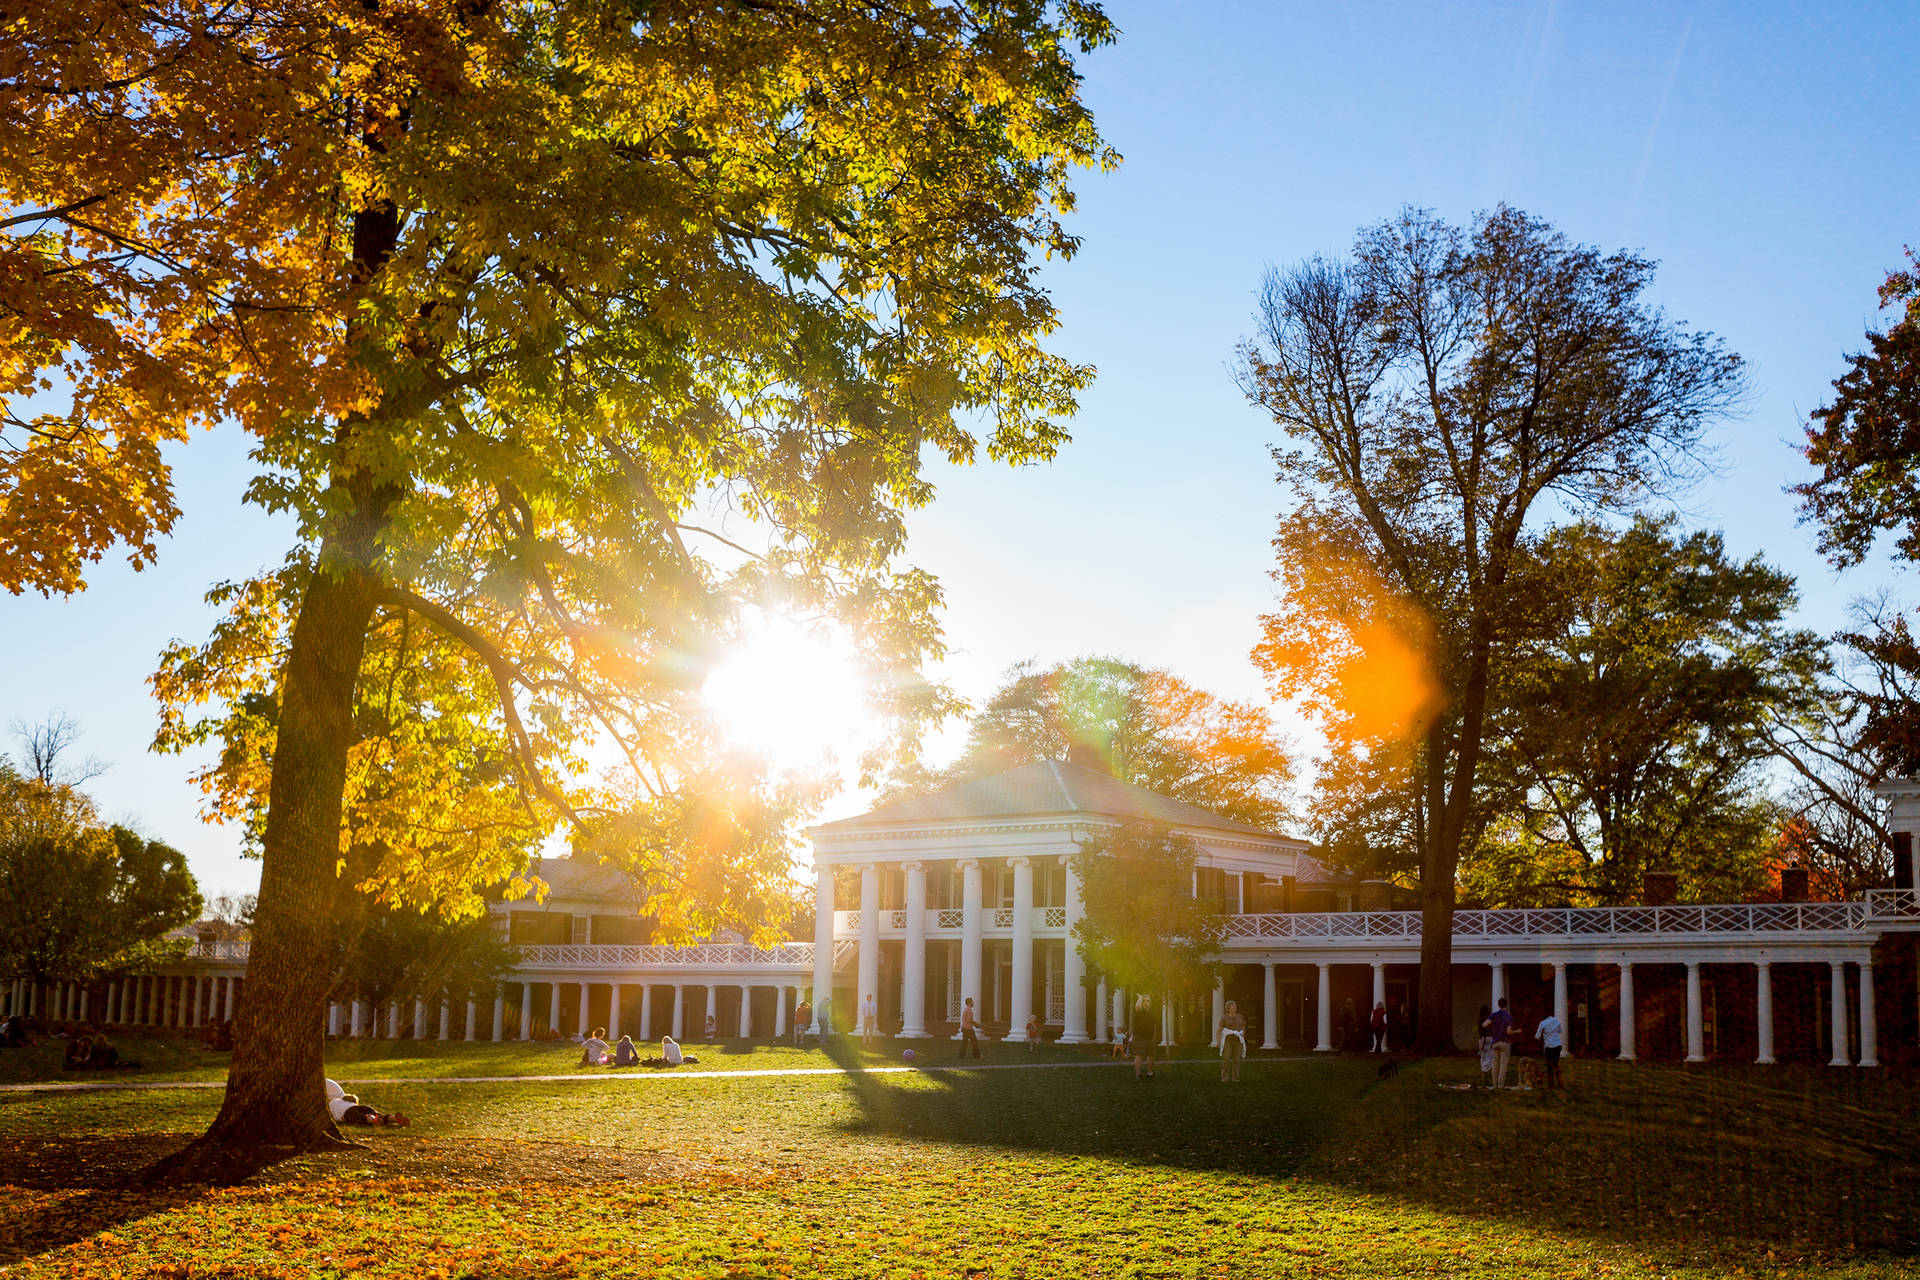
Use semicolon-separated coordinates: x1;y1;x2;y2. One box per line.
12;762;1919;1065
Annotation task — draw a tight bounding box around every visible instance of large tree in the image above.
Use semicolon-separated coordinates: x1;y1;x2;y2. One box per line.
0;764;202;988
1240;206;1745;1052
1069;820;1224;1006
1472;516;1823;904
887;656;1295;828
5;0;1115;1162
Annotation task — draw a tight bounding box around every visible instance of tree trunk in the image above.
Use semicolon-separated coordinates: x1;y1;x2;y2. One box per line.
147;548;380;1176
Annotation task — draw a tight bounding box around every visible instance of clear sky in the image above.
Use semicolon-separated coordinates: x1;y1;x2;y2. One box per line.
6;0;1919;902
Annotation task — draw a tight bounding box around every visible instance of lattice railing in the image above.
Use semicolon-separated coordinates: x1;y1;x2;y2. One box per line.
936;909;964;929
1222;901;1871;943
889;910;908;929
993;908;1013;928
1866;888;1920;921
1043;907;1067;928
184;940;249;961
513;942;818;969
1046;994;1065;1025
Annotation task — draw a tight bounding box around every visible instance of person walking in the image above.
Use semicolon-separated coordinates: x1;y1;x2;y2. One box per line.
1475;1003;1494;1086
1130;993;1158;1080
1534;1008;1565;1090
956;997;981;1059
1485;997;1516;1090
1219;1000;1247;1082
860;992;878;1047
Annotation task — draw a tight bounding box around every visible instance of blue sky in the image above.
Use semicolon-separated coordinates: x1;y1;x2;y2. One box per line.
6;0;1919;900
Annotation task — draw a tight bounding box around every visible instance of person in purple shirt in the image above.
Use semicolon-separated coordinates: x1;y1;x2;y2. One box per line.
1484;998;1516;1089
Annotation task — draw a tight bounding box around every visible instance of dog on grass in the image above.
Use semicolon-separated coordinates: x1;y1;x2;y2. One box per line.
1517;1056;1545;1090
1376;1056;1400;1080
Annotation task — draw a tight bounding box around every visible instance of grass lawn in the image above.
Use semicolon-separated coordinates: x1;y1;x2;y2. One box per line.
2;1044;1916;1278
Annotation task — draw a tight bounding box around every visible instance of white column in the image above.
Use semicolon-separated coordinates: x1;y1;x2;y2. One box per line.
958;859;983;1038
547;982;561;1036
640;985;654;1041
672;984;686;1040
1113;987;1126;1041
1095;977;1109;1043
1006;856;1034;1040
739;984;753;1038
327;1002;341;1036
1860;958;1879;1068
857;863;881;1028
1060;857;1088;1043
1160;995;1173;1048
1370;962;1386;1013
1829;960;1850;1066
1315;963;1333;1052
1552;962;1569;1029
578;982;592;1036
349;999;365;1037
386;1003;400;1039
104;981;118;1025
77;985;88;1023
704;984;718;1038
414;998;429;1039
812;862;836;1035
775;986;788;1039
1211;977;1226;1046
608;983;622;1042
1262;963;1279;1050
438;999;451;1040
519;982;533;1040
223;976;236;1021
1684;962;1705;1062
491;993;505;1042
1617;962;1635;1061
463;998;476;1041
1490;960;1506;1008
1755;962;1775;1065
901;861;929;1038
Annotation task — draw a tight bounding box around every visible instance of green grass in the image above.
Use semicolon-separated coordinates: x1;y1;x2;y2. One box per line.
2;1048;1916;1278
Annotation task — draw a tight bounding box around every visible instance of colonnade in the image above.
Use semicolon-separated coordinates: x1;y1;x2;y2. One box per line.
3;973;242;1029
325;978;810;1043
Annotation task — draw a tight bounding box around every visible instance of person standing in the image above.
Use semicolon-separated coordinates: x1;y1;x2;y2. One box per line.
956;997;981;1059
1486;997;1516;1090
1219;1000;1247;1082
1130;993;1158;1080
793;998;812;1048
860;992;878;1047
1534;1008;1565;1089
1369;1002;1388;1054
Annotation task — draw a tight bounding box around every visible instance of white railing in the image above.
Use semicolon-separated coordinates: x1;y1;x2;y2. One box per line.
184;940;250;961
1865;888;1920;921
992;908;1013;928
1046;993;1065;1025
511;942;822;969
1223;902;1871;944
1043;907;1067;928
937;909;964;929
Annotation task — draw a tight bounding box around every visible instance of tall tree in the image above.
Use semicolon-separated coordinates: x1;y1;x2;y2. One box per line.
1477;516;1822;904
889;656;1295;828
0;764;202;987
6;0;1115;1162
1069;820;1224;1005
1241;206;1745;1052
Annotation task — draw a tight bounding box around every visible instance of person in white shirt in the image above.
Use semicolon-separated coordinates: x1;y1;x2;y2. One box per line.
860;993;878;1047
1534;1013;1565;1089
661;1035;685;1066
324;1077;409;1127
579;1027;610;1067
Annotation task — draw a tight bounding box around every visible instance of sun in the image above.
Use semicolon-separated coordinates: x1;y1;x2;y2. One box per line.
700;617;874;770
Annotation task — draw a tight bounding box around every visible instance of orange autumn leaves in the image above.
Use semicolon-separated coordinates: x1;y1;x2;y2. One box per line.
1256;550;1445;748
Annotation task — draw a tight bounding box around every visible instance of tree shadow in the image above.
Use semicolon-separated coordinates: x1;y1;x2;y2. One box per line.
0;1133;215;1264
816;1048;1920;1259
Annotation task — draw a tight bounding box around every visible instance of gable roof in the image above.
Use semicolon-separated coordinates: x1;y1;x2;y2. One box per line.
814;759;1293;841
524;856;632;905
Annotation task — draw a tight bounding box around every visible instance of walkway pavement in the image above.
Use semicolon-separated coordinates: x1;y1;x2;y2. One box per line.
0;1056;1262;1094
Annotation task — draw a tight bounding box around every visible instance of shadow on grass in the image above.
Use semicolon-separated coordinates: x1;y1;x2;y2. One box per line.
821;1045;1920;1259
0;1132;213;1265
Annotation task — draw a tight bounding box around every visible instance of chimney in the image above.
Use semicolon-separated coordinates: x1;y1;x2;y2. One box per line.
1064;735;1114;776
1780;866;1809;903
1643;871;1679;907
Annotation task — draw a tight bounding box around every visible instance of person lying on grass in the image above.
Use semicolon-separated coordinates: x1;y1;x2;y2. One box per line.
325;1078;409;1127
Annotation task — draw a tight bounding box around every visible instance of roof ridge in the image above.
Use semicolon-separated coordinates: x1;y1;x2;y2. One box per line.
1046;758;1080;812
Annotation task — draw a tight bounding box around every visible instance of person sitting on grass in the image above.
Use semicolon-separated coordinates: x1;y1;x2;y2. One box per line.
62;1033;93;1070
2;1013;33;1047
580;1027;610;1066
325;1078;409;1127
613;1034;639;1067
639;1035;701;1068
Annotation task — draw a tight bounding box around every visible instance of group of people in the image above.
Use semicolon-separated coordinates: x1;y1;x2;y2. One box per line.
1477;996;1566;1090
61;1029;138;1071
574;1026;703;1069
1337;997;1415;1055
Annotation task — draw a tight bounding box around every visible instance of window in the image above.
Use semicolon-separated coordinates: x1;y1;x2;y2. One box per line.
569;915;590;945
